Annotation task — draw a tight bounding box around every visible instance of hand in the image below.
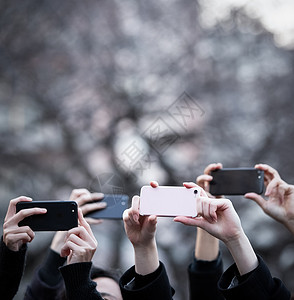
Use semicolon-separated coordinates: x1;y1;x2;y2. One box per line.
60;209;97;265
123;194;159;275
50;188;105;254
245;164;294;234
174;194;243;245
3;196;47;251
174;192;258;275
196;162;223;196
69;188;106;225
123;195;157;248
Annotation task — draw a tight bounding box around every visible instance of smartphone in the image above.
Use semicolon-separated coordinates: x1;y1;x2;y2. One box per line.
16;201;78;231
85;194;129;220
210;168;264;196
139;186;199;217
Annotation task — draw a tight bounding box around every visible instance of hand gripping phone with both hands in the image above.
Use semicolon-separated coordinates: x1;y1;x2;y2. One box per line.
16;201;78;231
139;186;200;217
209;168;264;196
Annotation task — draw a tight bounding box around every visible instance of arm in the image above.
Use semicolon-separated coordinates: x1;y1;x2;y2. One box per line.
188;163;224;300
60;209;103;300
25;188;106;300
119;195;174;300
245;163;294;235
0;196;46;300
174;194;290;299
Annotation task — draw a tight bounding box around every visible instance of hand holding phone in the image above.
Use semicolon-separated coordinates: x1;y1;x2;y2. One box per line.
139;185;200;217
16;201;78;231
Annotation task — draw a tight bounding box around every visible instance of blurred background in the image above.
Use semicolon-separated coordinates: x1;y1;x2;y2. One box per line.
1;0;294;299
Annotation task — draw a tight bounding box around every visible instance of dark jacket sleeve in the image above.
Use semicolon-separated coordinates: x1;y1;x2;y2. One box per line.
188;252;224;300
60;262;103;300
119;261;174;300
218;254;291;300
0;236;27;300
24;249;66;300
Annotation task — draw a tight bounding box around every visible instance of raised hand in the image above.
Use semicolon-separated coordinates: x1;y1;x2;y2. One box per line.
3;196;47;251
245;164;294;234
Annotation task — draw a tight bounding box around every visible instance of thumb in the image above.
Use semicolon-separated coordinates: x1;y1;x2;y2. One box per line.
245;193;266;209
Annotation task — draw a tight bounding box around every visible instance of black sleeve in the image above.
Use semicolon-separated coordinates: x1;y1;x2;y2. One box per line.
188;251;225;300
24;249;66;300
60;262;103;300
218;254;291;300
119;261;175;300
0;236;27;300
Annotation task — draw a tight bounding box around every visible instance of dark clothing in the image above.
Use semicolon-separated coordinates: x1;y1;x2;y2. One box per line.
188;252;224;300
24;250;66;300
0;237;27;300
119;261;174;300
60;262;104;300
218;254;291;300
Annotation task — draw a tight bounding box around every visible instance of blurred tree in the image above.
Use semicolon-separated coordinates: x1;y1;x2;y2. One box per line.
0;0;293;299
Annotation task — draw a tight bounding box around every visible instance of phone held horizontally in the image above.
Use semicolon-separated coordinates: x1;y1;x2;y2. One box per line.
139;186;200;217
85;194;129;220
16;201;78;231
210;168;264;196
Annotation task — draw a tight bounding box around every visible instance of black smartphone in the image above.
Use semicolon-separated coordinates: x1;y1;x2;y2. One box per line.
85;194;129;220
16;201;78;231
210;168;264;196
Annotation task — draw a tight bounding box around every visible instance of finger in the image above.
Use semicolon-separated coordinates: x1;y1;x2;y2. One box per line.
5;197;33;220
69;189;91;201
130;195;140;223
245;193;266;209
204;163;223;175
196;175;213;189
202;198;215;223
147;214;157;226
150;181;159;188
77;209;95;239
77;192;105;207
81;202;107;215
14;207;47;224
183;182;197;189
84;217;103;225
265;178;280;196
7;232;35;245
255;164;281;180
174;216;206;228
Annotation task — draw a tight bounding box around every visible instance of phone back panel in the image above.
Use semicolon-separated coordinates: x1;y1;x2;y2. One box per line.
139;186;199;217
86;194;129;219
16;201;78;231
210;168;264;196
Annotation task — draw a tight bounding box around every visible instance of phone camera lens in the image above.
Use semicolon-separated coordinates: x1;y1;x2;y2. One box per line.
194;190;198;194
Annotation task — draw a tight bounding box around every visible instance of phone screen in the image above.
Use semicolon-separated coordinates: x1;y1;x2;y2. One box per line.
210;168;264;196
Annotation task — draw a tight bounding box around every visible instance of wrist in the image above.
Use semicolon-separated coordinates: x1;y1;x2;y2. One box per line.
134;240;159;275
195;228;219;261
225;231;258;275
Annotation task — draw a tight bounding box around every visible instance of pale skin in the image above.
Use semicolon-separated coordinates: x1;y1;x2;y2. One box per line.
51;188;106;254
194;162;223;261
3;196;47;252
245;163;294;235
123;195;159;276
61;209;97;264
174;194;259;276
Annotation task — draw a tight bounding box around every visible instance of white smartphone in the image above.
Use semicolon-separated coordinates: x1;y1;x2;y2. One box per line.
139;186;199;217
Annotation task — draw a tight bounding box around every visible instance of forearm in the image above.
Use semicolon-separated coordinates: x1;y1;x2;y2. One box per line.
225;232;258;276
134;240;160;275
195;228;219;261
